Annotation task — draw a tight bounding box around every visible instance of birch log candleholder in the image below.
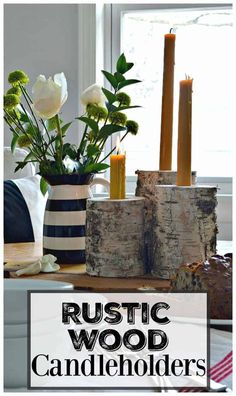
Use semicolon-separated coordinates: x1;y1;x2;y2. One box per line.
135;170;197;272
152;184;218;279
135;170;197;192
86;197;145;277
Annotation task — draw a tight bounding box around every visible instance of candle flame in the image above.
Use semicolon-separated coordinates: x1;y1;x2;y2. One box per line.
116;136;121;154
169;25;176;34
185;73;192;80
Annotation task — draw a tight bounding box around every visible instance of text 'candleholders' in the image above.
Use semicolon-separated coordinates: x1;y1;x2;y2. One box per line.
86;197;145;277
135;170;197;272
152;184;218;279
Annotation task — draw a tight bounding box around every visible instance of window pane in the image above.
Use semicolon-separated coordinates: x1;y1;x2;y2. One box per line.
120;7;233;177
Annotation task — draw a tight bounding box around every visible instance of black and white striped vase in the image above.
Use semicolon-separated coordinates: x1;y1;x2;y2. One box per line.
43;174;109;264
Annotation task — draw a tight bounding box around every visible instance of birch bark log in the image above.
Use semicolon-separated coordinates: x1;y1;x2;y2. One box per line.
135;170;197;272
86;197;146;277
152;185;218;279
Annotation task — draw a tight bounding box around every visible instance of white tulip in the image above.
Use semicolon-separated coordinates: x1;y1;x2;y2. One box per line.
32;72;68;119
81;83;105;106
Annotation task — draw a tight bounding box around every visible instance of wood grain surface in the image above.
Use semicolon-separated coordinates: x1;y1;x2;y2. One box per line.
4;241;170;290
4;241;231;290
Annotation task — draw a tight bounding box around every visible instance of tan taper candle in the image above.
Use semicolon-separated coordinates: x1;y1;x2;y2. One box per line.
110;153;126;199
110;137;126;199
159;33;176;170
176;78;193;186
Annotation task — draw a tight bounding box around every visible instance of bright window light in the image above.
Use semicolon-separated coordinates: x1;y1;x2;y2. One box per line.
120;7;233;177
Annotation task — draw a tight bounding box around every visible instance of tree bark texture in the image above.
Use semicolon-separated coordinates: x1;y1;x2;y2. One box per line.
152;185;218;279
135;170;197;272
86;197;146;277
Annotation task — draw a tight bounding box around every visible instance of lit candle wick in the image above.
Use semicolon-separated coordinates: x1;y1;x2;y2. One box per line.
116;136;121;155
185;73;191;80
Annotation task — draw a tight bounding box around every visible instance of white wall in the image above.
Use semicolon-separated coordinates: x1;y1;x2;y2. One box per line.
4;4;80;146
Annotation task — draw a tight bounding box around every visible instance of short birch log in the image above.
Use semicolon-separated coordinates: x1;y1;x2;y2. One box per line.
135;170;197;194
152;185;218;279
135;170;197;272
86;197;146;277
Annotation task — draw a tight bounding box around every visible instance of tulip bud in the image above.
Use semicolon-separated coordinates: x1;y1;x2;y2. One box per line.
81;84;106;106
32;73;68;119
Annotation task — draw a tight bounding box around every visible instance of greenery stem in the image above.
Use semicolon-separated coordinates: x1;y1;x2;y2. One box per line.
80;124;89;148
20;85;33;104
19;86;49;157
20;84;54;156
20;85;40;133
77;116;91;158
55;114;64;172
41;121;55;156
4;109;41;160
4;116;21;137
4;109;26;134
19;105;46;160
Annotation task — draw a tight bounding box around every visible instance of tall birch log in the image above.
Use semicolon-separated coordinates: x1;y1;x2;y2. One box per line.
86;197;145;277
152;185;218;279
135;170;197;272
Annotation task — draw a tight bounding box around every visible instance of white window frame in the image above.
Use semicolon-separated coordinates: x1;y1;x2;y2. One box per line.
78;3;232;241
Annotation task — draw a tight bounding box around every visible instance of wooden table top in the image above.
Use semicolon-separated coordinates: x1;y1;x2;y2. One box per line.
4;240;232;291
4;241;171;291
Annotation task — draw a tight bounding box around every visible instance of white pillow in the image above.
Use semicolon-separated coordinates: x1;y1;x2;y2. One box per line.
13;175;47;241
4;147;36;180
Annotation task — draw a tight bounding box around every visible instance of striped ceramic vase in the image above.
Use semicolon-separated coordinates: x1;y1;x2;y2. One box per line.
43;174;109;264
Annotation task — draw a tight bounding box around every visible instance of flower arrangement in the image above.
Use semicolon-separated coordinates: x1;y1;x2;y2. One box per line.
3;54;141;193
